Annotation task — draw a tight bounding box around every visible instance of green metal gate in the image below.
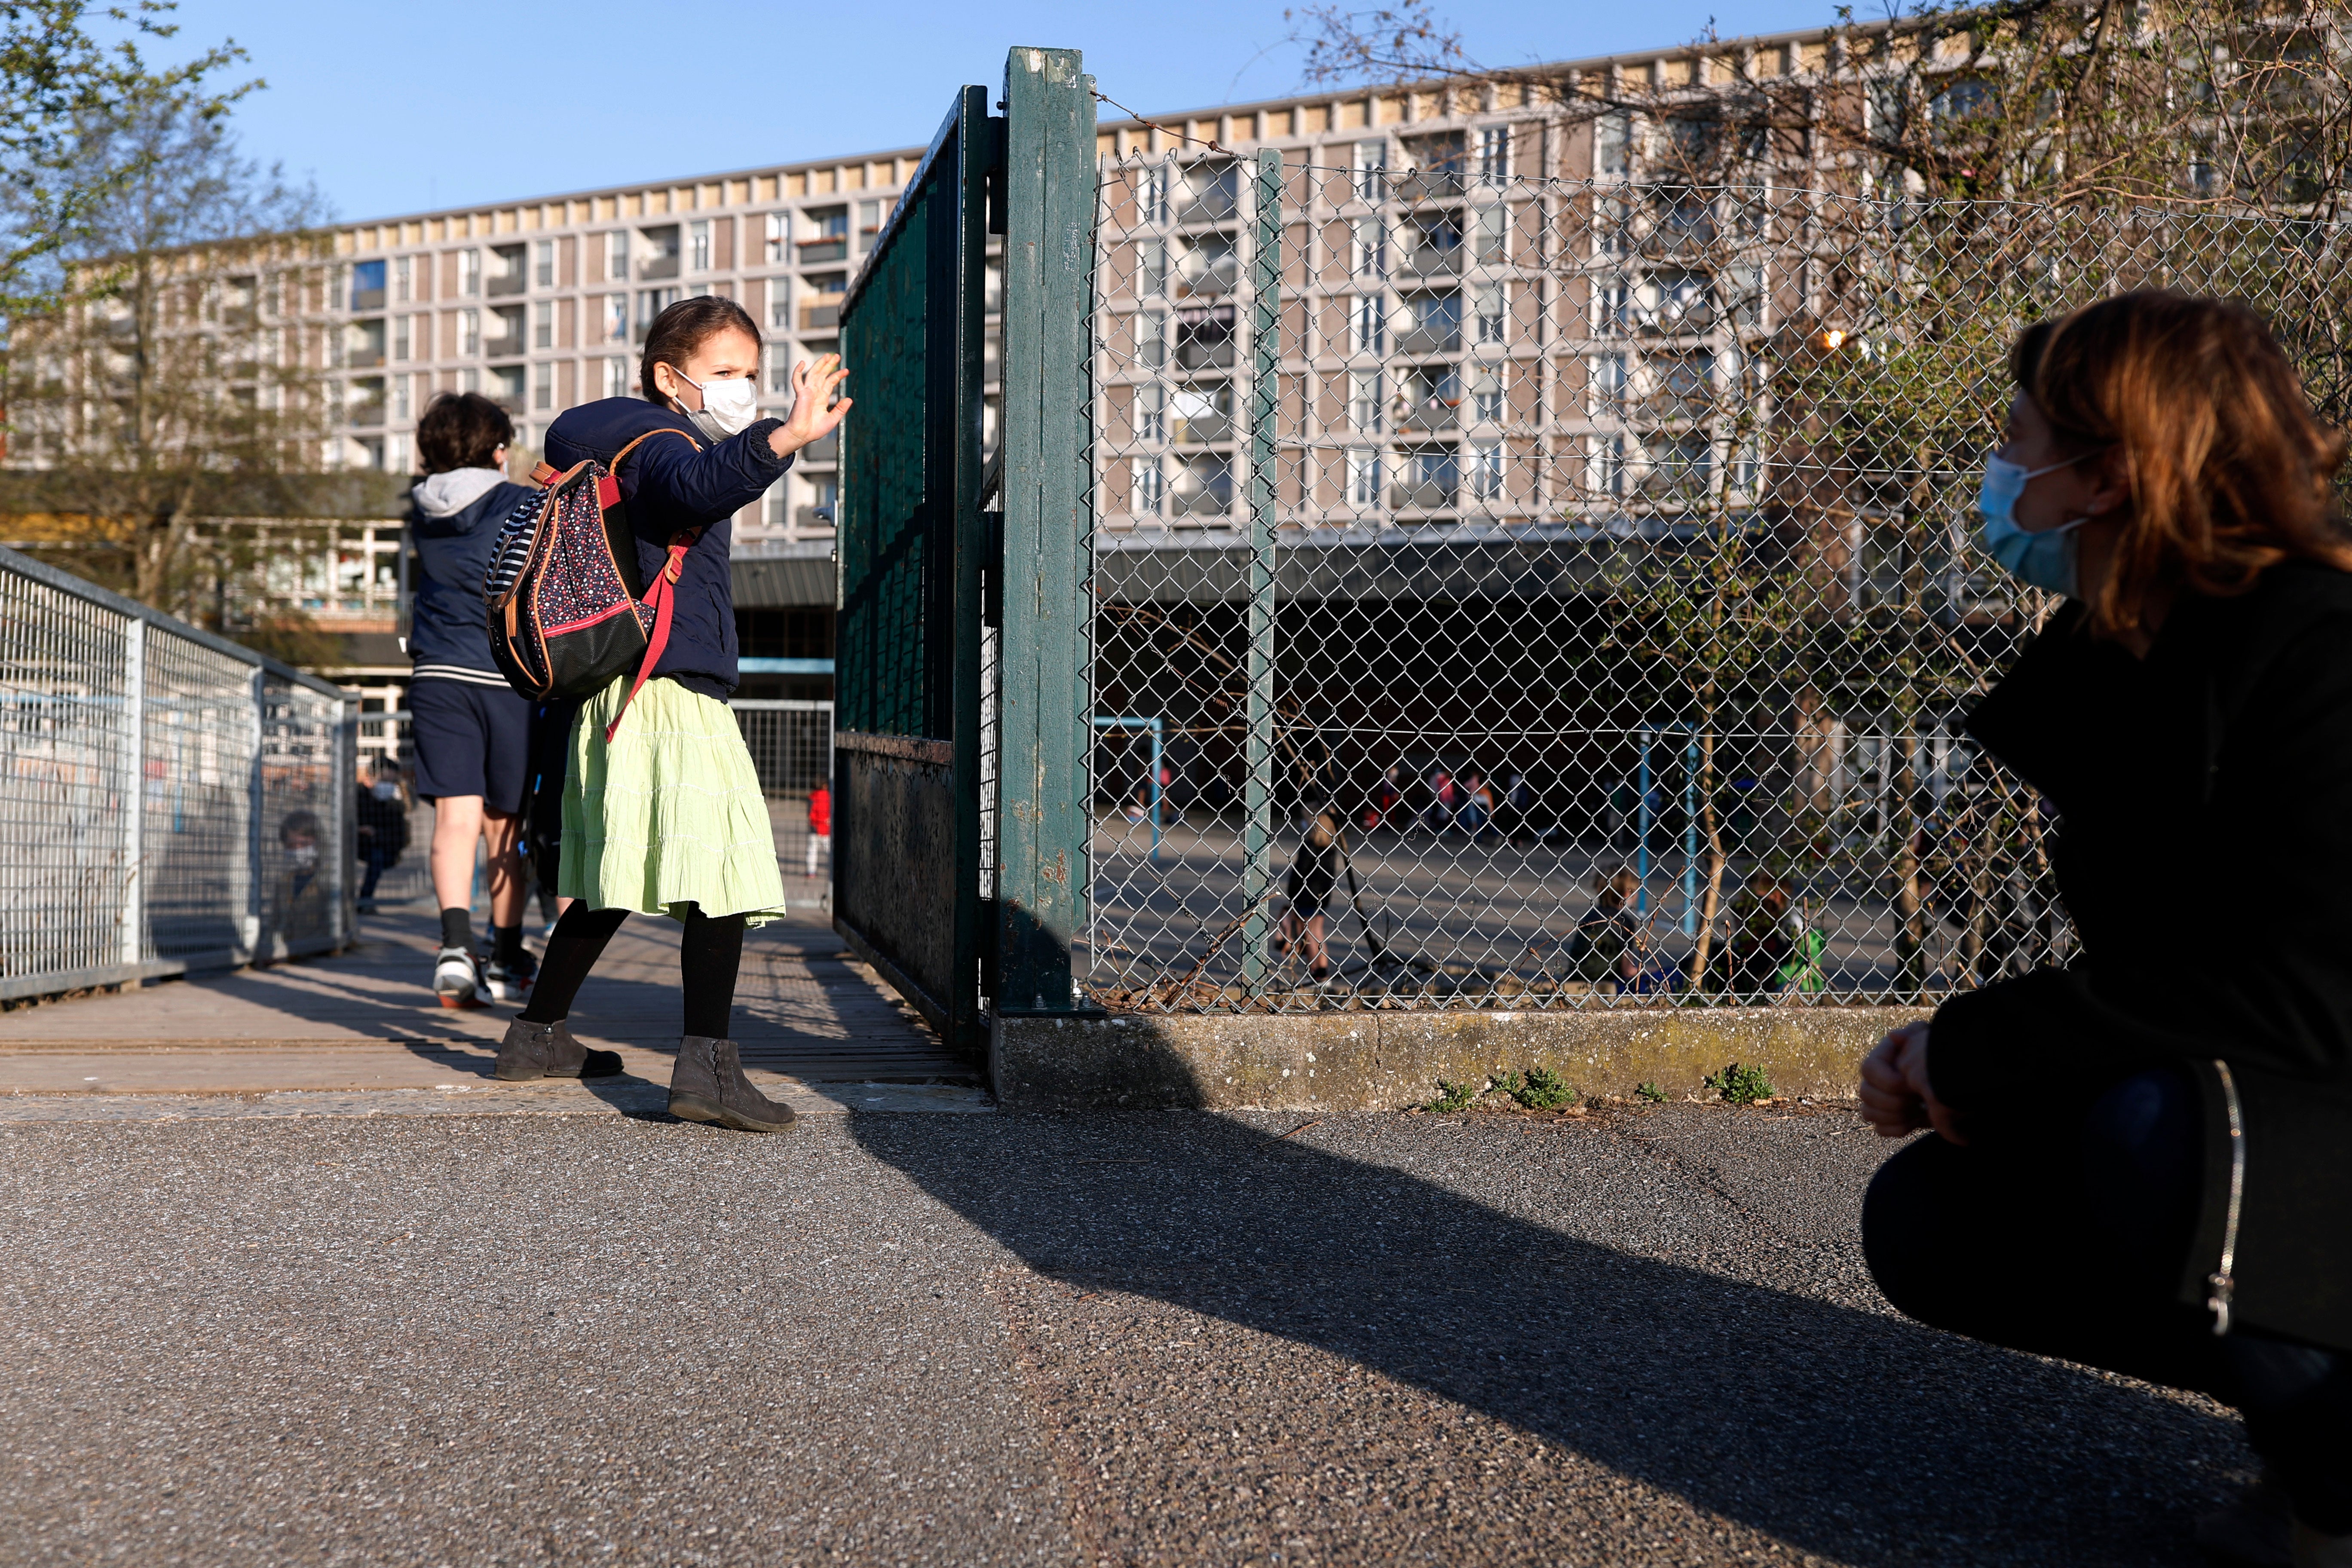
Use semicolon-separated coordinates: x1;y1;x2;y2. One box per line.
835;47;1095;1054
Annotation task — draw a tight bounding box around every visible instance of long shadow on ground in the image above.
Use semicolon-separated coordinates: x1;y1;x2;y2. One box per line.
850;1102;2241;1564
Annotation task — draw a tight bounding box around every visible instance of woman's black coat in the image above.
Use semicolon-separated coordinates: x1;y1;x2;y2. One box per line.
1933;560;2352;1350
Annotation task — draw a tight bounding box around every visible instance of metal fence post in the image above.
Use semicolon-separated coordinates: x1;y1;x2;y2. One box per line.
245;667;266;959
119;617;145;972
1239;147;1282;992
995;45;1097;1014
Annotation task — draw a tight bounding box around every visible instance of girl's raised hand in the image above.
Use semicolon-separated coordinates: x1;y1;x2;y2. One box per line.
770;354;852;458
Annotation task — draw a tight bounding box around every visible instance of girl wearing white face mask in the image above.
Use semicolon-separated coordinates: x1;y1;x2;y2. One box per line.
497;297;851;1133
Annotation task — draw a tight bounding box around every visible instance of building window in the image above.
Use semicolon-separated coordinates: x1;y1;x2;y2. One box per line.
765;343;792;395
1133;383;1165;442
607;230;629;281
1140;164;1170;226
1597;277;1632;333
1596;111;1631;178
636;288;679;337
857;199;882;252
1592;353;1627;414
764;212;788;264
394;255;412;304
1475;204;1507;264
1472;441;1504;501
605;355;631;398
768;277;791;331
606;294;628;343
1472;367;1503;424
389;432;411;471
533;361;553;411
689;219;711;273
1478;126;1511;185
1133;238;1167;297
1474;284;1506;344
533;239;554;288
1596;434;1627;498
459;308;480;356
1131;455;1163;516
1349;371;1383;434
1347;448;1381;508
392;316;410;361
392;377;410;421
532;299;553;349
1353;140;1387;203
1350;294;1385;356
1351;218;1385;278
459;367;480;393
459;248;481;297
1136;309;1166;369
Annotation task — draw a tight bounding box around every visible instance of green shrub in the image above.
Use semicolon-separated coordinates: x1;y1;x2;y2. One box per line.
1428;1078;1478;1112
1704;1062;1775;1105
1635;1081;1668;1103
1511;1065;1576;1110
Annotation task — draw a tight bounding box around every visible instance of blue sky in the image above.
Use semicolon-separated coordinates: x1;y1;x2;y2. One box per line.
164;0;1846;221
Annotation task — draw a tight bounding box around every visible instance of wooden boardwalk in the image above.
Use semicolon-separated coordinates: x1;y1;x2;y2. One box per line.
0;905;973;1096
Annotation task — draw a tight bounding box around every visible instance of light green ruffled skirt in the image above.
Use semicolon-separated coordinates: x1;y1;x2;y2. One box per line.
560;676;787;925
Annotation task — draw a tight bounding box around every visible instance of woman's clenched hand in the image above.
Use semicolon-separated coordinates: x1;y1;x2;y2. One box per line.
1859;1020;1967;1144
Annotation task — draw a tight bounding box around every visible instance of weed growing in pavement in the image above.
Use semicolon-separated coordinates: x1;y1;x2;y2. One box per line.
1427;1078;1478;1112
1635;1081;1669;1103
1704;1062;1776;1105
1510;1066;1577;1110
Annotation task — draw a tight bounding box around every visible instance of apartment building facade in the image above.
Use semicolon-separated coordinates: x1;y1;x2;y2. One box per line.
281;19;1913;694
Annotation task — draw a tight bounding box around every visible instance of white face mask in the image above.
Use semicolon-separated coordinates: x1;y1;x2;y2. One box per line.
671;368;760;441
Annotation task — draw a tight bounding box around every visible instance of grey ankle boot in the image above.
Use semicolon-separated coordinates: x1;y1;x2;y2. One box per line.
668;1035;797;1132
495;1019;623;1082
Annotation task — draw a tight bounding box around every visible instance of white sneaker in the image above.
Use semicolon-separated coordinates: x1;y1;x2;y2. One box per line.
432;945;490;1010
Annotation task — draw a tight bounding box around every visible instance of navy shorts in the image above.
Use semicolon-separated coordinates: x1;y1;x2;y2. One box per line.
409;678;531;813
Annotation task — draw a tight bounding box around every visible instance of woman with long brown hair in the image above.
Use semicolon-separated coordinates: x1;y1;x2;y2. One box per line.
1859;291;2352;1564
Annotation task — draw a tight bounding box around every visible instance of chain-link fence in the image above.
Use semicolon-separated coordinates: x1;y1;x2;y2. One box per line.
733;698;835;884
1084;156;2352;1012
0;545;354;1000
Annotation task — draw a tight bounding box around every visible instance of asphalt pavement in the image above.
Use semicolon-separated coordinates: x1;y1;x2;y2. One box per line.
0;1096;2255;1565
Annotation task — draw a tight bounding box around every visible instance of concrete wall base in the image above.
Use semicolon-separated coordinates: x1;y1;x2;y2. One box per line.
989;1005;1926;1111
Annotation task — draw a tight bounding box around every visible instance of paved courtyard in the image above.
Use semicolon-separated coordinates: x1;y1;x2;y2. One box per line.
0;1087;2254;1565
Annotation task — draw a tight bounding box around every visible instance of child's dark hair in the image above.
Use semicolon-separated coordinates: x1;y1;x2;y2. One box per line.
640;295;762;411
414;392;513;475
279;808;322;846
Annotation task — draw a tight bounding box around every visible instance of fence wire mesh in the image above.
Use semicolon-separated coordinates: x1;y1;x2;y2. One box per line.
0;548;352;998
1084;156;2352;1012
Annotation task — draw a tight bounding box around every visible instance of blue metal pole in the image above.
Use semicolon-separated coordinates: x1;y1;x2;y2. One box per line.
1148;717;1164;865
1636;727;1652;918
1682;726;1700;938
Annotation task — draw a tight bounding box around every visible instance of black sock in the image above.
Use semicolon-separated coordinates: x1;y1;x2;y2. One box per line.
493;924;525;966
680;904;745;1039
517;903;628;1023
440;907;473;952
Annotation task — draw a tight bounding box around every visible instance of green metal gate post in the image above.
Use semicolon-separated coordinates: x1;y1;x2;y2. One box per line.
995;46;1097;1013
1239;148;1282;992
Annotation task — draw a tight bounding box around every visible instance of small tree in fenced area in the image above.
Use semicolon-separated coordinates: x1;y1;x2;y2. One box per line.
3;84;340;631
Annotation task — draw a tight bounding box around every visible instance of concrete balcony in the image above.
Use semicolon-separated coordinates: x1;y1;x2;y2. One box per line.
801;303;841;332
797;239;848;264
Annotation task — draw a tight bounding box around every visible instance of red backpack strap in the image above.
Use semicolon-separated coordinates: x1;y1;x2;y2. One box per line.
594;426;710;743
596;426;703;509
602;527;705;743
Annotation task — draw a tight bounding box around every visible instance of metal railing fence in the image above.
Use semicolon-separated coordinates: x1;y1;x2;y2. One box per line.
1084;159;2352;1011
0;545;354;1000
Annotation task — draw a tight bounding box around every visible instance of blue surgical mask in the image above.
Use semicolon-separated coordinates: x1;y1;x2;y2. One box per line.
1978;451;2092;597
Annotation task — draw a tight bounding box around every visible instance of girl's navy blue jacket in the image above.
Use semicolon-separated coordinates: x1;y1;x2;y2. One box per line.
542;398;793;699
406;467;536;681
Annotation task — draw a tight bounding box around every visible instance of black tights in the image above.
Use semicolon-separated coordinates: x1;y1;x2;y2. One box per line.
517;902;744;1040
1863;1068;2352;1532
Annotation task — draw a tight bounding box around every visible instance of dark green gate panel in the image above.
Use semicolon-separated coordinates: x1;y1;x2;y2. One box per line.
834;84;992;1052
